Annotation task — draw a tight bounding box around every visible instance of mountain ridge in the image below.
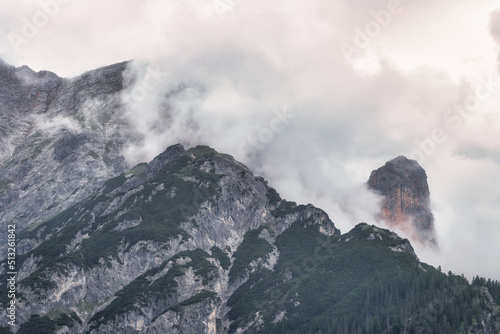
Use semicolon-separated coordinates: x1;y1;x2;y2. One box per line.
1;144;341;333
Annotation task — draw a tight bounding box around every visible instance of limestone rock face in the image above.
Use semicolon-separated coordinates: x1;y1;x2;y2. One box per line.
0;60;140;259
367;156;438;248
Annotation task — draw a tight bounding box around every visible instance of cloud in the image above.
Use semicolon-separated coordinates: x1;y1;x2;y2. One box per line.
2;0;500;281
490;9;500;72
491;10;500;42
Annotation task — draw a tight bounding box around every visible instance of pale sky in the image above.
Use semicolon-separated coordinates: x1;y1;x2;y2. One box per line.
1;0;500;280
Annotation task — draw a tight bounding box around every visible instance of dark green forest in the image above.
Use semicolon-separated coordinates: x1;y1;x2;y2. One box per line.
227;223;500;334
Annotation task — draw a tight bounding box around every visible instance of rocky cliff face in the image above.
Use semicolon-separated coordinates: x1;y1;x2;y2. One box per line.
367;155;438;248
0;60;141;260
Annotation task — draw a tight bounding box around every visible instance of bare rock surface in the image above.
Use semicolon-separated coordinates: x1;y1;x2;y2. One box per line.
368;155;438;248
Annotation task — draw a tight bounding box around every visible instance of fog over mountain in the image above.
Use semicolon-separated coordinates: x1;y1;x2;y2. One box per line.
1;0;500;284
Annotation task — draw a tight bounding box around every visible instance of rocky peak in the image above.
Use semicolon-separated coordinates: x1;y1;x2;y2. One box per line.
367;156;438;248
146;143;186;178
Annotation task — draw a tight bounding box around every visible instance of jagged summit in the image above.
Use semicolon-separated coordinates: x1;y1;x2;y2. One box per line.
385;155;421;171
372;156;425;179
368;155;438;248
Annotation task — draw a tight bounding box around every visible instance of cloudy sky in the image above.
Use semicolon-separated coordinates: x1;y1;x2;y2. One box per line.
1;0;500;280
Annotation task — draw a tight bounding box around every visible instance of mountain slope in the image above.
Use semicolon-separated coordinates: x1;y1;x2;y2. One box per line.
0;60;139;260
1;144;499;334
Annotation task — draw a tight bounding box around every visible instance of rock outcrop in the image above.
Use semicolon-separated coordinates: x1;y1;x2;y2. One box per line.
367;155;438;248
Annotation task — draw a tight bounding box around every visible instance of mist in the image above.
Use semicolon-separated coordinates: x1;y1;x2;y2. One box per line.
2;0;500;281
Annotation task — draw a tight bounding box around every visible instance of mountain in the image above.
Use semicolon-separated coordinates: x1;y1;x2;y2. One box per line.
0;144;335;333
368;156;438;248
0;60;141;259
1;144;499;333
0;60;499;333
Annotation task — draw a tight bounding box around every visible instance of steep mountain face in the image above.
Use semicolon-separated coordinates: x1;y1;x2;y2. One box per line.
0;60;140;258
368;156;438;248
0;144;499;334
0;144;338;333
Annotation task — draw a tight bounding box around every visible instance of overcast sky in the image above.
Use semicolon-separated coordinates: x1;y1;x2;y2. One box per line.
1;0;500;280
